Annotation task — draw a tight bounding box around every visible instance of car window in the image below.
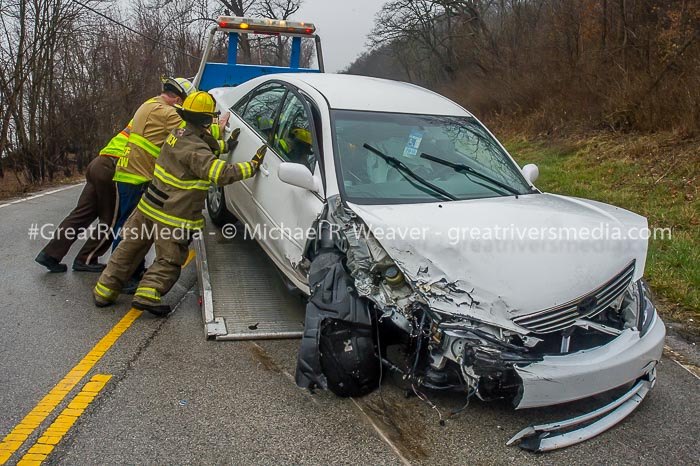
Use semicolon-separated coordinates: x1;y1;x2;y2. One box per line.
231;94;249;115
333;110;531;204
272;93;316;172
239;85;286;140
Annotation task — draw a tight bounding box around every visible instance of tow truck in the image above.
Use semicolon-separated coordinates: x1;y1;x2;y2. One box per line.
192;16;322;340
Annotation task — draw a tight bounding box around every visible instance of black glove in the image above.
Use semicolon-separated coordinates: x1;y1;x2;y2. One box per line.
227;128;241;153
251;145;267;173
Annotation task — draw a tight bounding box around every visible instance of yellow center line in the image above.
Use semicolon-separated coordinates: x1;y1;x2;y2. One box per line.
182;249;196;268
0;311;141;465
16;374;113;466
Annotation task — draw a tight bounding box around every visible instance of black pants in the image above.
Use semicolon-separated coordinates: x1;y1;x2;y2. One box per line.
41;155;118;264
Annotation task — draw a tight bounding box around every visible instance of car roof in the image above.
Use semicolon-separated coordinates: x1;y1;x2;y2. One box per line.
273;73;472;116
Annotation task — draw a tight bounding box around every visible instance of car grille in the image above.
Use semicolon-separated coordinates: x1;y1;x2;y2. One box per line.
512;260;636;334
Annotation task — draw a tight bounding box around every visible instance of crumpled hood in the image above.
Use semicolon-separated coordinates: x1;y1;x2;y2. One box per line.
347;194;648;331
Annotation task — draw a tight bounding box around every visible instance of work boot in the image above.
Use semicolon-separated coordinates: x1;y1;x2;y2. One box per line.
132;301;171;317
35;251;67;273
93;295;114;308
73;260;106;273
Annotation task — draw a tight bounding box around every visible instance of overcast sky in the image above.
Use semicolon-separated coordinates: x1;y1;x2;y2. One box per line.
291;0;385;72
115;0;384;73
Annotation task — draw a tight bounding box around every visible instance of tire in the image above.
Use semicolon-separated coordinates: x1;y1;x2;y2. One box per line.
206;185;236;227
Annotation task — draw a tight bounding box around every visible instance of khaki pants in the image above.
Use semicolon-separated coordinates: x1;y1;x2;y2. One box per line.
42;155;117;264
93;210;190;306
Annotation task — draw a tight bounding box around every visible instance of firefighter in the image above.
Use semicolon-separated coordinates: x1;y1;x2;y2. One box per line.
278;127;313;167
93;91;266;316
35;121;132;273
112;76;195;246
109;76;194;291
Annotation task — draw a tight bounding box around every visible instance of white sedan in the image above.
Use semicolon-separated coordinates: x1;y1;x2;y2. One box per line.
207;74;665;451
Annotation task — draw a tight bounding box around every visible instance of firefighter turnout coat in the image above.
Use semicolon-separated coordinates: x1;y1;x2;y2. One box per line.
138;122;256;230
113;95;181;185
93;122;257;306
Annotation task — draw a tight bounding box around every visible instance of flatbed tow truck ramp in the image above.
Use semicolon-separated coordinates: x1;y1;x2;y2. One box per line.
190;16;320;341
195;217;305;340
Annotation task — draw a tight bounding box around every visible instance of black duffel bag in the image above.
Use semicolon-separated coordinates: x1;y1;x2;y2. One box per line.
319;318;380;397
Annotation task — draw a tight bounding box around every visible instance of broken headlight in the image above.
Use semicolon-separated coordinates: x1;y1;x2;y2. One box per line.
620;279;656;335
637;280;657;335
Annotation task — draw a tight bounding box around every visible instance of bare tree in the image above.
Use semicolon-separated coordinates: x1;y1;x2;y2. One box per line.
355;0;700;132
252;0;300;19
370;1;494;83
249;0;305;66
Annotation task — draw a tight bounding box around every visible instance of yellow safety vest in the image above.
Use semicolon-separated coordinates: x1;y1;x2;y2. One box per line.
99;120;133;158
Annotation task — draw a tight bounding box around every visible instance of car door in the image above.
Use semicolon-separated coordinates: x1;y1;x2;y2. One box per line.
250;87;325;285
224;83;287;227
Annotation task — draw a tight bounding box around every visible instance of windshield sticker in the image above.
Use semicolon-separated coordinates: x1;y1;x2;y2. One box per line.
402;130;424;158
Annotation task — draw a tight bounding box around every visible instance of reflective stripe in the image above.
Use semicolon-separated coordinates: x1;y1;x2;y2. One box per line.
119;120;133;138
213;160;226;183
129;133;161;158
208;159;226;184
210;123;220;140
154;164;210;191
279;137;290;154
137;199;205;230
94;282;117;300
135;287;161;302
113;170;150;185
236;162;252;179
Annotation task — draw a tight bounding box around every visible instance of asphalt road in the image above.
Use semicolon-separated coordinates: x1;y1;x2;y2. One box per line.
1;184;698;465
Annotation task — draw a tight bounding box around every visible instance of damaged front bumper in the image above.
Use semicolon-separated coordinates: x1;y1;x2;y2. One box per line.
514;314;665;409
506;314;665;452
508;370;656;452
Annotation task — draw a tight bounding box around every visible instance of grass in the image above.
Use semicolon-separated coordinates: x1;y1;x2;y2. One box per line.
504;132;699;336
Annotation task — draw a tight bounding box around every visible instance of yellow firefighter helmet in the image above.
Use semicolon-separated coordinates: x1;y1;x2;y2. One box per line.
176;91;220;117
175;91;220;126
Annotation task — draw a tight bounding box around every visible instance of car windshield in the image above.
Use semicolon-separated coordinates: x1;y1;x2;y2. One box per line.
332;110;532;204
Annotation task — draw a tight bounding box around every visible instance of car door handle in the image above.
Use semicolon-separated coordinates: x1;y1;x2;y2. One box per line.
259;164;270;176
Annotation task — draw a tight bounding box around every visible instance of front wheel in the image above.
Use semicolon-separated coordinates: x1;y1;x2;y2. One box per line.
206;186;236;227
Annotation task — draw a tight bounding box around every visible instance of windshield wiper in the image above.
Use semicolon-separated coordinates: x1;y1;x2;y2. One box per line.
420;152;522;197
363;143;457;201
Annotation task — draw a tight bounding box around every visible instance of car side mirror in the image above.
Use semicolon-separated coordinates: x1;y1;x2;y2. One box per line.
278;162;318;192
522;163;539;184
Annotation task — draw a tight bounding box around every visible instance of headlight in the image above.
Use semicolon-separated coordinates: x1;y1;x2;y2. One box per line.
637;280;657;335
620;279;656;335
